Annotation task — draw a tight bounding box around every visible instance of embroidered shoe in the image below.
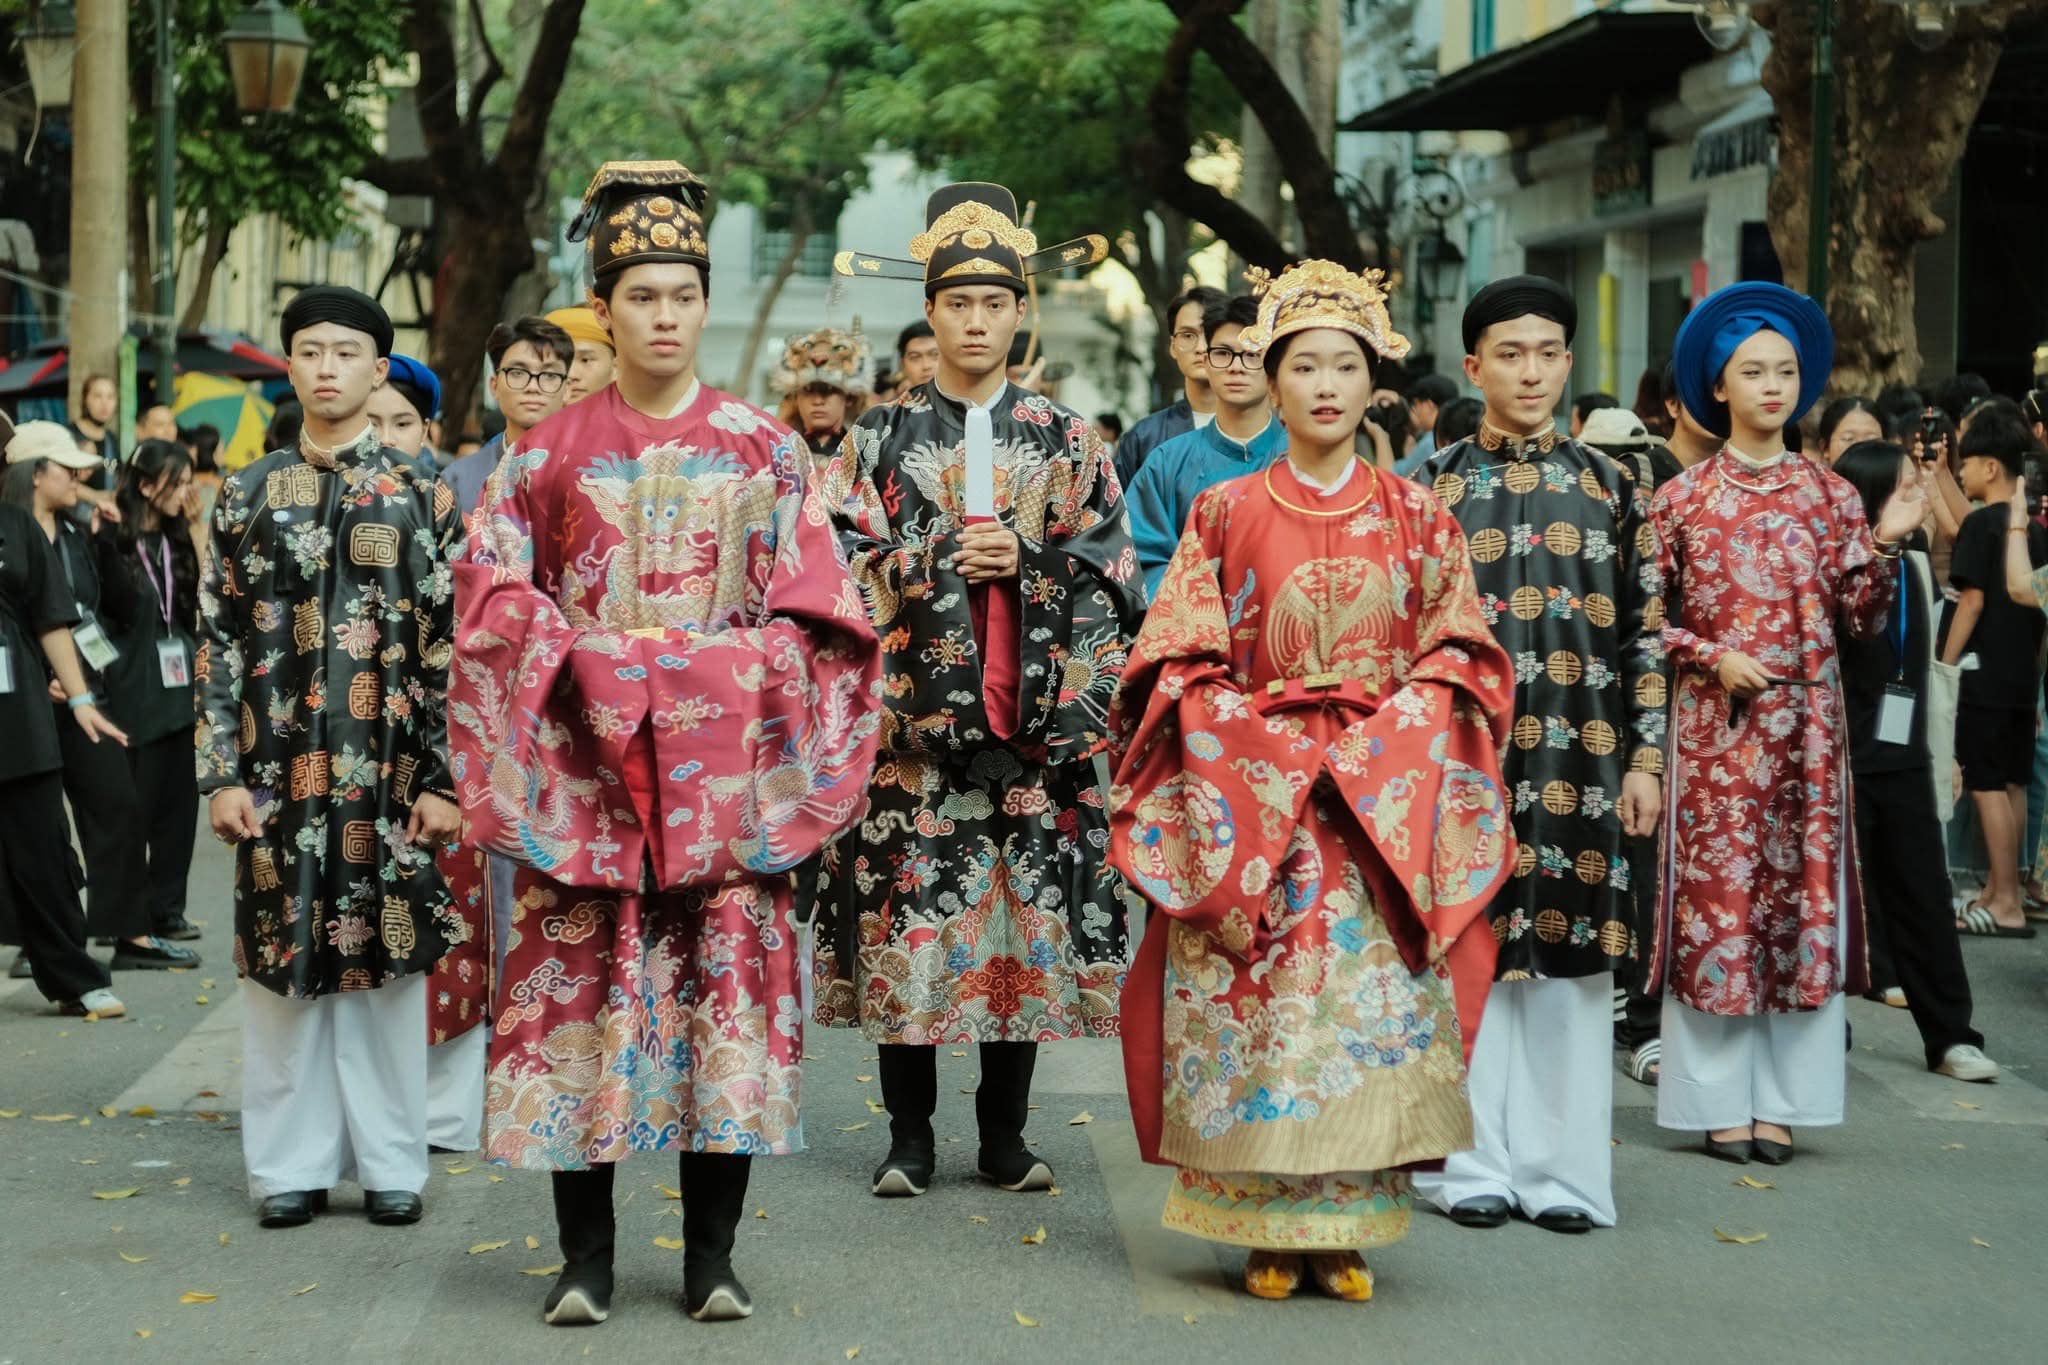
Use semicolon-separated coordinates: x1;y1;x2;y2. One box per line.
1308;1252;1374;1302
1243;1251;1303;1300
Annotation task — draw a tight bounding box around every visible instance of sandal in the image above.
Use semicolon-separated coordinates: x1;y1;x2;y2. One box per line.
1625;1038;1660;1085
1956;904;2038;939
1307;1251;1374;1302
1243;1251;1303;1300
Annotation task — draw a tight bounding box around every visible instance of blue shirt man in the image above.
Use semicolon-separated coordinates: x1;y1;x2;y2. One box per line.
1128;411;1286;599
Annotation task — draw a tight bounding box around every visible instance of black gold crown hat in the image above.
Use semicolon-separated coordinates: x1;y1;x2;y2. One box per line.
833;182;1108;296
567;160;712;281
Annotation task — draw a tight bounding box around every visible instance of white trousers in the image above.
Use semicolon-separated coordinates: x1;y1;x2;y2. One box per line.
425;1024;487;1152
1414;975;1616;1225
1657;994;1846;1131
240;974;430;1197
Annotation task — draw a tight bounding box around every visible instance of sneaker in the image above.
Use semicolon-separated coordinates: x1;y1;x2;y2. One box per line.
111;937;201;971
62;988;127;1018
1935;1044;2000;1083
7;953;29;980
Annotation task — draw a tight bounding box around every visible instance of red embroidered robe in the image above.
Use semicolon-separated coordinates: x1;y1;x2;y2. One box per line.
1647;449;1891;1014
1111;461;1514;1173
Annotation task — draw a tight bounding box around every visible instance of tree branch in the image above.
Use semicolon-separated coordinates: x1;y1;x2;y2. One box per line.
404;0;479;207
354;155;439;200
464;0;507;127
494;0;589;190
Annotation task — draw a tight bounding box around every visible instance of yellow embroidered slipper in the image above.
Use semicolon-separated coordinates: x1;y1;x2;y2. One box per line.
1308;1252;1375;1302
1242;1251;1304;1300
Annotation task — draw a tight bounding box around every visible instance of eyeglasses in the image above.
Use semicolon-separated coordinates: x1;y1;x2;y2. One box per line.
1204;347;1263;370
1170;328;1204;348
499;366;567;394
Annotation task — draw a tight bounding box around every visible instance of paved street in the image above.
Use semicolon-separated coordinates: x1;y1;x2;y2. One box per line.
3;829;2046;1364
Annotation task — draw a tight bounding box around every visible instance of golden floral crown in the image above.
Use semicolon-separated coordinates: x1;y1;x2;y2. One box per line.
908;200;1039;264
1239;260;1410;361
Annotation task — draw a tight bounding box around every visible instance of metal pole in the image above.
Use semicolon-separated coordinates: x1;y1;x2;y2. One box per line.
153;0;177;410
1806;0;1836;309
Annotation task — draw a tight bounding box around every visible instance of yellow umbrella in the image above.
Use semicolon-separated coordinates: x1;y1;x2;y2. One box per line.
172;372;275;473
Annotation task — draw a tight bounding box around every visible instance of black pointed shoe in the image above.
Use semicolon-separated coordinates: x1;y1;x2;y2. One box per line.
681;1151;754;1323
365;1189;423;1224
975;1144;1055;1192
871;1138;934;1197
111;937;201;971
1703;1133;1752;1164
1533;1205;1594;1234
1448;1195;1511;1228
1751;1137;1794;1166
544;1167;615;1326
257;1189;328;1228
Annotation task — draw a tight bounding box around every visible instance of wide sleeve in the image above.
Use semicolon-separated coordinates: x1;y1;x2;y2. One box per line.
1827;472;1896;640
1650;480;1732;676
450;436;882;892
1009;421;1144;761
194;473;252;795
409;478;462;801
1126;453;1185;603
1613;472;1668;775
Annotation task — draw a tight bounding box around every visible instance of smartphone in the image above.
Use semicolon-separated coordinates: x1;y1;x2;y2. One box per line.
1920;411;1944;454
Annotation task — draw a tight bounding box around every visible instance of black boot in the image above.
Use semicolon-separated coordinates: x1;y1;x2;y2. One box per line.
871;1043;937;1196
975;1041;1052;1190
680;1151;753;1321
543;1166;616;1326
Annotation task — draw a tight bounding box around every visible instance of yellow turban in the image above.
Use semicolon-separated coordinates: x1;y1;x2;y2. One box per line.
546;306;613;352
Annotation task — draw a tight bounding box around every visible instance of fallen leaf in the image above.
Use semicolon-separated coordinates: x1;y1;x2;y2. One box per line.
1046;1186;1063;1197
99;1105;117;1118
1942;1143;1966;1151
0;1109;18;1118
32;1113;77;1122
845;1350;861;1361
1972;1237;1992;1248
79;1117;91;1127
1954;1100;1982;1110
835;1122;871;1132
1014;1310;1040;1328
1021;1225;1047;1245
467;1241;510;1255
1733;1175;1775;1190
865;1099;886;1113
197;1090;220;1099
179;1291;218;1305
171;1177;190;1188
960;1088;977;1095
201;979;215;990
855;1074;873;1083
1712;1228;1768;1245
488;1175;505;1183
951;1050;967;1057
1068;1111;1093;1125
525;1235;541;1250
94;1188;142;1200
78;1159;100;1166
520;1264;564;1276
792;1303;803;1317
968;1215;990;1225
1183;1314;1198;1325
217;1234;230;1247
132;1107;158;1119
444;1164;474;1175
120;1252;150;1263
136;1328;151;1339
194;1112;223;1123
291;1283;317;1295
755;1207;768;1220
653;1236;685;1250
194;996;209;1006
656;1184;681;1199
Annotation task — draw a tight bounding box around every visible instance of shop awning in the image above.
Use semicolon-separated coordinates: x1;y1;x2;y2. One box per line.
1340;10;1702;133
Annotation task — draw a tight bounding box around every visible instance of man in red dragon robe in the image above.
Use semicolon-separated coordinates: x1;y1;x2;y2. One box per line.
449;161;883;1327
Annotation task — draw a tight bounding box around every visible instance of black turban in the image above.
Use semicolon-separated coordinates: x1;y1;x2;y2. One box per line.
1461;274;1576;355
281;285;394;357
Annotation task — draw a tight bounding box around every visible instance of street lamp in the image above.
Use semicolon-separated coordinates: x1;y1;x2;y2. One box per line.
18;1;78;110
1695;0;1752;52
223;0;312;115
1415;230;1467;307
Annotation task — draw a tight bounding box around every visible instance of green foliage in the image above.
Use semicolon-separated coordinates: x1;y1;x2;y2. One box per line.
129;0;409;248
849;0;1236;251
548;0;890;223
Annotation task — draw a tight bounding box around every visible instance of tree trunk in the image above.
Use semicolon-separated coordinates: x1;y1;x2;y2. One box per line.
1757;2;2044;393
431;207;538;436
1236;0;1286;256
729;206;812;402
178;216;233;330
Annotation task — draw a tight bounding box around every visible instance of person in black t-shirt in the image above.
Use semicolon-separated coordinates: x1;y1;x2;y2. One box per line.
1937;406;2048;936
1834;441;2000;1081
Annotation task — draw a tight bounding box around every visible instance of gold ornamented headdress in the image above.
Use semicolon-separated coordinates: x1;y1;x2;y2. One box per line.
769;322;873;398
1238;259;1411;361
567;160;710;282
834;181;1107;298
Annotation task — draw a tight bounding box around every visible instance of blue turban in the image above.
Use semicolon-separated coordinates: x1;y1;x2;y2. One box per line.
1671;281;1832;439
384;353;442;422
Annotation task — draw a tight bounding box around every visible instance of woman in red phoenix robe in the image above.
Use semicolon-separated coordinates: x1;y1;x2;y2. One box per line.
1649;283;1923;1165
1111;260;1514;1304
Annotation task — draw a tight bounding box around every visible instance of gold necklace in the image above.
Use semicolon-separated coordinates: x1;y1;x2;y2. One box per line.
1263;457;1378;518
1713;446;1801;495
